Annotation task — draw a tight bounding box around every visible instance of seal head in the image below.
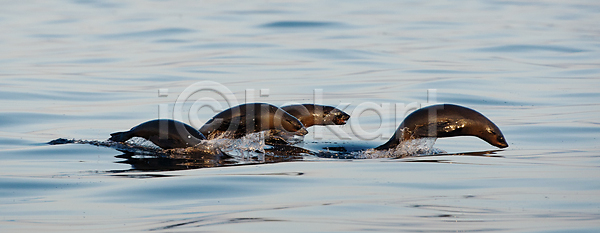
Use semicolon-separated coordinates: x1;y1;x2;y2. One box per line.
281;104;350;127
376;104;508;150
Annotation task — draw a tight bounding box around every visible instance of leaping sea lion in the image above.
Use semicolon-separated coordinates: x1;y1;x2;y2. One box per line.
376;104;508;150
109;119;206;149
199;103;308;140
281;104;350;127
265;104;351;144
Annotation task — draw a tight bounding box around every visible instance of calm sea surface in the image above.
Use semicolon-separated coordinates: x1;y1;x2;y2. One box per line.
1;0;600;232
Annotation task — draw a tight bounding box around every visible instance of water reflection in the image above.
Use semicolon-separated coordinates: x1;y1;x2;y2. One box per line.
110;144;310;172
112;151;236;172
110;145;307;172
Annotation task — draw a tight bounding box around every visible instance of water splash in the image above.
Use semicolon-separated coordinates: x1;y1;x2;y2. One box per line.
49;133;446;164
48;137;221;156
207;132;267;162
119;133;269;158
49;132;271;161
265;130;305;145
48;138;165;155
125;137;162;150
355;138;446;159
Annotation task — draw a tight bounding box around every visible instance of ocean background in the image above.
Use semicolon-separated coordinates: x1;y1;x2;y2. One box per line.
1;0;599;232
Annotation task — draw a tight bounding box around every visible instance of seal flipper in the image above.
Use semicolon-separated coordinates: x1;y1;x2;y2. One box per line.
109;131;133;142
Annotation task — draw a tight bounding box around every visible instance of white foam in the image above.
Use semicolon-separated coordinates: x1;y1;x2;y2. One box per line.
355;138;446;159
206;132;268;161
125;137;162;150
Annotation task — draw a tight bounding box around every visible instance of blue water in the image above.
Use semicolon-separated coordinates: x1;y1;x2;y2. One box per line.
2;0;600;232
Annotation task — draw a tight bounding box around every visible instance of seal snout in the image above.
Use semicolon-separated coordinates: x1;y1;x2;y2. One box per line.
494;136;509;148
109;131;130;142
295;127;309;136
483;125;508;149
334;112;351;125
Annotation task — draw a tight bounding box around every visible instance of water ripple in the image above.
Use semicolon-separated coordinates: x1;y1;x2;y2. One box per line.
0;177;91;197
184;42;274;50
407;69;486;74
100;28;194;40
72;0;122;8
260;21;346;28
0;90;123;101
293;48;375;60
476;44;586;53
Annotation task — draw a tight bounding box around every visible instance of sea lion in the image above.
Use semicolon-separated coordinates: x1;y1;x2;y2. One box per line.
109;119;206;149
376;104;508;150
199;103;308;140
281;104;350;127
264;104;351;144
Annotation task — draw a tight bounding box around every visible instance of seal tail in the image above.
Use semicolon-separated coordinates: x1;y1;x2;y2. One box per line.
109;131;132;142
